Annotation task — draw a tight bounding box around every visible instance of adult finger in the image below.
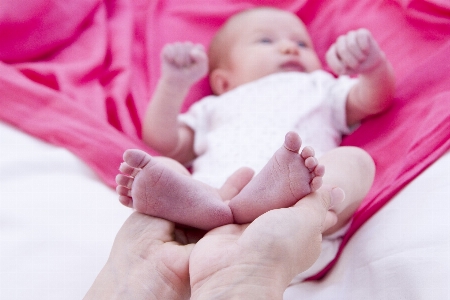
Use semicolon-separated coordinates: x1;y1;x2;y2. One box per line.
292;187;344;231
238;188;344;283
218;167;255;200
114;212;175;246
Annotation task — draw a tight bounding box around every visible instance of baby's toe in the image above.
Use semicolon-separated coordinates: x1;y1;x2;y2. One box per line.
123;149;152;169
304;156;318;170
314;164;325;177
284;131;302;152
119;162;139;177
300;146;315;159
118;195;133;208
116;185;131;197
116;174;134;189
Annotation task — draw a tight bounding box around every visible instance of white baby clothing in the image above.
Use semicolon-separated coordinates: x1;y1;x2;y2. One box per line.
179;70;357;188
179;70;358;281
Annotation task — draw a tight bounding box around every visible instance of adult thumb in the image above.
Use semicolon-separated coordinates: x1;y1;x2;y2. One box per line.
293;187;344;233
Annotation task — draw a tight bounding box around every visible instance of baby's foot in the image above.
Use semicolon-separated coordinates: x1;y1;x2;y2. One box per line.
229;131;324;224
116;149;233;230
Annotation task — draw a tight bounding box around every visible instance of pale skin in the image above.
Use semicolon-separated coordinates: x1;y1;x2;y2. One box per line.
85;187;344;300
117;131;325;229
117;8;395;233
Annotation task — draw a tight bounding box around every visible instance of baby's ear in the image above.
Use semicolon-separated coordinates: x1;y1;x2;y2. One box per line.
209;68;231;95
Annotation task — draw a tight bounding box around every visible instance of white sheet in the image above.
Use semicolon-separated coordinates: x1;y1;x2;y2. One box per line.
1;121;449;299
285;150;450;298
0;122;132;299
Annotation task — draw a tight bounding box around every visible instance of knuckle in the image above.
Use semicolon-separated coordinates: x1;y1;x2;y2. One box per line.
318;192;331;211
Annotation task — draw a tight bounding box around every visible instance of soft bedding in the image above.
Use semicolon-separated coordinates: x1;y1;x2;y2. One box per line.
1;121;449;299
0;122;132;299
0;0;449;297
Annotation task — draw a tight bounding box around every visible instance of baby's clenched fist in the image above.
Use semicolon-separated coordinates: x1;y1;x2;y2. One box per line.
326;29;385;76
161;42;208;85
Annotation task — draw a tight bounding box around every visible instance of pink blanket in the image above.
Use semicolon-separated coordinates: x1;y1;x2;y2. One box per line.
1;0;449;278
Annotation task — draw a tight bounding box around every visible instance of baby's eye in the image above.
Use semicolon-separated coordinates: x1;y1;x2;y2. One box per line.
258;37;273;44
297;41;308;48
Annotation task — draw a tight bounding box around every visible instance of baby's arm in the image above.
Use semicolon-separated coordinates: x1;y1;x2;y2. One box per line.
143;42;208;163
326;29;395;126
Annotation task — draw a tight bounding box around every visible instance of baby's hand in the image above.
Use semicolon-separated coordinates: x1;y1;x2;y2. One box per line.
326;29;385;76
161;42;208;86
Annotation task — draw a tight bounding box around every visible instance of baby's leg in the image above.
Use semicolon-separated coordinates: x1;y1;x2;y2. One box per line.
229;131;324;224
116;149;234;230
319;146;375;235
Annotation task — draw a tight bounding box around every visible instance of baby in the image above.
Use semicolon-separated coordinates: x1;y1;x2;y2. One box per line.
116;7;395;238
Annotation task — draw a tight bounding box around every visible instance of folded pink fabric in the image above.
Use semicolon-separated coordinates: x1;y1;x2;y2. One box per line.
0;0;158;185
1;0;449;278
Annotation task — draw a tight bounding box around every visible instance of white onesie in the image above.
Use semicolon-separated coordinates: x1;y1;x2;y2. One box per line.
179;70;357;281
180;70;357;187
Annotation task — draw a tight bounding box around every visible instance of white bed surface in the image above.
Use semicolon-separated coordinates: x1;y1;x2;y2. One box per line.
286;151;450;299
1;121;449;299
0;123;132;300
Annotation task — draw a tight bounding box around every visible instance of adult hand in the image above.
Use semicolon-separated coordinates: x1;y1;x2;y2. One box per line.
85;168;253;300
83;212;194;300
189;187;343;300
85;186;342;300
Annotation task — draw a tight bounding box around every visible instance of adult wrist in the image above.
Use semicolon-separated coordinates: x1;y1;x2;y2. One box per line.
191;265;286;300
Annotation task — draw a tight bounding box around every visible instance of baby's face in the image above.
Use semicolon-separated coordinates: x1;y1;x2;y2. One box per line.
224;9;322;90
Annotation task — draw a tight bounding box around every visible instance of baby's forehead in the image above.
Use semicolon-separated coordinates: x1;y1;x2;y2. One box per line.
208;8;307;68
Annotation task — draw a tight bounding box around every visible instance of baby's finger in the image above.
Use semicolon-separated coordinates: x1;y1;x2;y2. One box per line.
189;44;207;63
345;30;366;61
161;44;176;63
173;42;192;67
355;29;371;54
325;45;346;74
335;35;359;70
192;43;205;54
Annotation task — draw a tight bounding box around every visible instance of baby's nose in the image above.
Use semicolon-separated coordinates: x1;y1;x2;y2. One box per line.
280;40;300;55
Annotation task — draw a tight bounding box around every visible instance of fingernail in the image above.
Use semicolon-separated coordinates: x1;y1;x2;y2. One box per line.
330;187;345;209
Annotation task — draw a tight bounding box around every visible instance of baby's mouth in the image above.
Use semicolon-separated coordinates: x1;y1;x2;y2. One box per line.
280;61;305;72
